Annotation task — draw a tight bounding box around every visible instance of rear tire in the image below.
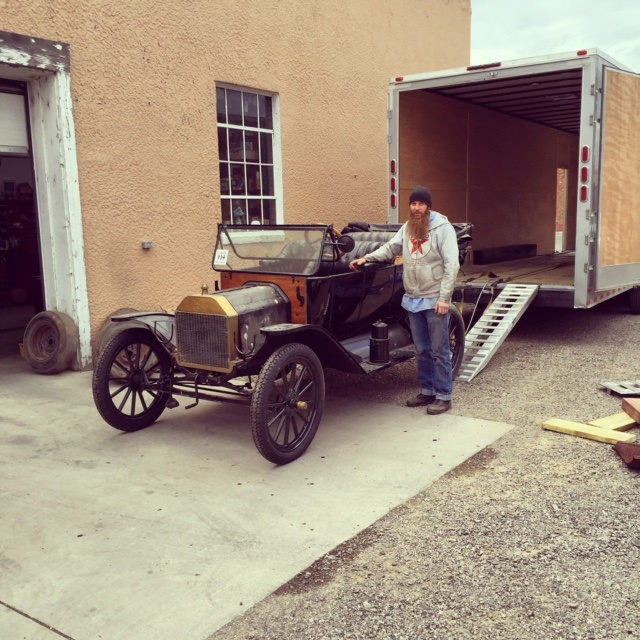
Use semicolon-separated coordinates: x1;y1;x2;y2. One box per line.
449;304;465;379
92;328;171;432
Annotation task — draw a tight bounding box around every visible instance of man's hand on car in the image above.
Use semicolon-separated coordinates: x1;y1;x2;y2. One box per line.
349;257;367;271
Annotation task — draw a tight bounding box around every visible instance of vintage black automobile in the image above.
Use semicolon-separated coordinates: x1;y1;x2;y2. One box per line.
92;223;470;464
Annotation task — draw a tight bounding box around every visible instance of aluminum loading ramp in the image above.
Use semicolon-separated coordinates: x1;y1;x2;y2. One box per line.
457;284;539;382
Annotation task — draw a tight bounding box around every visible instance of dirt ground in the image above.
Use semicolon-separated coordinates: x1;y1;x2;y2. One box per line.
210;295;640;640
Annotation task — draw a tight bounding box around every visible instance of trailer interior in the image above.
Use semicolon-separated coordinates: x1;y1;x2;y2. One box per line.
398;65;587;306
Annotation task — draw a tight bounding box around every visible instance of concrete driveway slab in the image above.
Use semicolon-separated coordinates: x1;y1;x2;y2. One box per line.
0;363;512;640
0;605;62;640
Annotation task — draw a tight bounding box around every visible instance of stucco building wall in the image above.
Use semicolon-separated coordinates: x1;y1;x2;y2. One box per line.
0;0;470;347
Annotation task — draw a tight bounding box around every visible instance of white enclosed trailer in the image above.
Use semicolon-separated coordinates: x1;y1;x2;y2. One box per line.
388;49;640;311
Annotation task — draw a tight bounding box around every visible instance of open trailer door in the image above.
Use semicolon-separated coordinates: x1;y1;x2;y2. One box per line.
595;67;640;291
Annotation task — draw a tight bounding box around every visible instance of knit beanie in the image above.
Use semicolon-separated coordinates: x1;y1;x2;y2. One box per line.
409;186;432;207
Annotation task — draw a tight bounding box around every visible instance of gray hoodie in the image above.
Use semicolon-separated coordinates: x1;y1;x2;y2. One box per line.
364;211;459;302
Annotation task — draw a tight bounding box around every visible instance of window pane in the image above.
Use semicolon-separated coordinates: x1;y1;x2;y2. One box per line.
248;200;262;224
230;164;246;195
246;165;261;196
217;88;277;224
244;130;259;162
258;95;272;129
262;199;276;224
221;199;231;224
227;89;242;126
231;199;247;224
219;163;230;195
217;128;228;161
228;129;244;162
216;87;226;124
261;165;274;196
260;132;273;164
243;92;258;128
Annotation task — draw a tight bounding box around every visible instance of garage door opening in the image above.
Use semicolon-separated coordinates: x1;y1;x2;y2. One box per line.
0;79;43;360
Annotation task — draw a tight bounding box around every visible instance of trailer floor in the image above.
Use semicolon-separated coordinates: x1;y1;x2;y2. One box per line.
458;251;575;287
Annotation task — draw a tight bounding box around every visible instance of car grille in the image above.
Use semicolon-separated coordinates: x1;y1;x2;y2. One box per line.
175;311;231;370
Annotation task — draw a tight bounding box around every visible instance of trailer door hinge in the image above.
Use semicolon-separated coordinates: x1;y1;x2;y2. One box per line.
388;135;392;144
589;115;594;126
387;110;392;119
591;84;596;96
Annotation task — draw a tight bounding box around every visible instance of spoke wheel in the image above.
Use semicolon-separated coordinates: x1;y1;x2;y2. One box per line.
449;304;466;379
92;328;171;432
250;343;325;465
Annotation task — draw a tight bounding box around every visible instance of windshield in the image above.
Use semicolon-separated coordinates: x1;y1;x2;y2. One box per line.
212;225;333;275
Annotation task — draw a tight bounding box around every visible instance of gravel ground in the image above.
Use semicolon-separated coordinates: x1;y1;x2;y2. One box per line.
210;296;640;640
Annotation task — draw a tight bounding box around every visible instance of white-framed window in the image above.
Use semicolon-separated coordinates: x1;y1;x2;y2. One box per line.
216;84;282;225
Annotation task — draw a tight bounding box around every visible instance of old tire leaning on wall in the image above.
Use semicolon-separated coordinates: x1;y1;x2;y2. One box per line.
23;310;79;374
96;308;139;355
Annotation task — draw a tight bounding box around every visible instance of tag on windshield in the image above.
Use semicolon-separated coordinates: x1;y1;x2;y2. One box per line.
214;249;229;266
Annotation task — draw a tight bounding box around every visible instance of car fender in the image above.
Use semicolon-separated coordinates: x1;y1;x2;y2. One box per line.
258;323;364;374
110;312;176;350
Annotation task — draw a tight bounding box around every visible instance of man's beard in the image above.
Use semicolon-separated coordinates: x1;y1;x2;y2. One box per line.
407;213;429;240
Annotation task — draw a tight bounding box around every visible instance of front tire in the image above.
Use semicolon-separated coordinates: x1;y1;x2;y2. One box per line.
250;343;325;465
449;304;465;379
92;328;171;432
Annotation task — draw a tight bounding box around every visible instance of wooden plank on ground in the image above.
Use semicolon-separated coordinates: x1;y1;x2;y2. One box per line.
542;418;636;444
622;398;640;423
588;412;637;431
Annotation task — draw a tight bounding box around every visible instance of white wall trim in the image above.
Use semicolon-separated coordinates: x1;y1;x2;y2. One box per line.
1;31;91;368
29;73;91;368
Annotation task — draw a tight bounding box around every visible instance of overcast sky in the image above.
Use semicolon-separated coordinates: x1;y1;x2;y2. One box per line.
471;0;640;71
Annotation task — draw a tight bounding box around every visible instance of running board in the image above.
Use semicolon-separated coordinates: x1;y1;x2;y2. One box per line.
457;284;539;382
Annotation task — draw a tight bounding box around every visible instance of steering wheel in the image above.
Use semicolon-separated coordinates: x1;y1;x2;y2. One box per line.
330;228;349;257
303;224;346;259
303;224;339;245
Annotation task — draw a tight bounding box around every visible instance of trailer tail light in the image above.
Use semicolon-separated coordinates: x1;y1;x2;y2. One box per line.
390;160;397;208
580;186;589;203
581;167;589;183
582;146;590;162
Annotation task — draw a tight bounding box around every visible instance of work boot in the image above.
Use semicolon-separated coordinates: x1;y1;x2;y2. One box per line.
427;399;452;415
406;393;435;407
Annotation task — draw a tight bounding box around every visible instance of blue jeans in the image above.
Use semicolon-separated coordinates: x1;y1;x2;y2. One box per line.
407;309;453;400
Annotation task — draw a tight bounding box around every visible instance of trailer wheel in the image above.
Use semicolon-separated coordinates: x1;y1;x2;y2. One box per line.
92;328;171;432
450;305;466;379
629;287;640;314
23;310;79;374
250;343;325;465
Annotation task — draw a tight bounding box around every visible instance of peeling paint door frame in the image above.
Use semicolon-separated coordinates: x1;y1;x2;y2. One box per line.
0;32;91;368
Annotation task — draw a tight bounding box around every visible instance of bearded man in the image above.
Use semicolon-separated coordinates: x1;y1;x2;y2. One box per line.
349;186;459;414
